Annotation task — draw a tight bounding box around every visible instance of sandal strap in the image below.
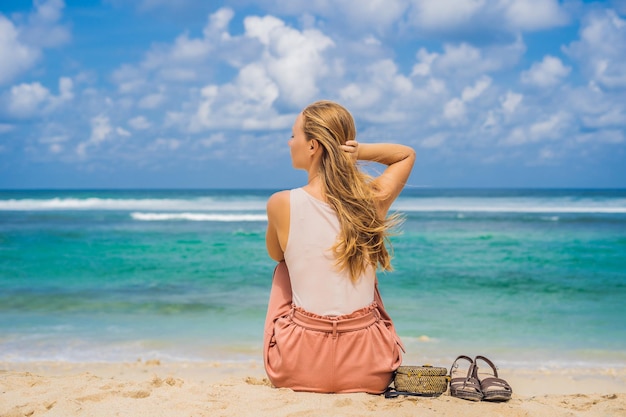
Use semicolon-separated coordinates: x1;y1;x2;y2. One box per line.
450;376;481;390
474;355;499;378
450;355;474;377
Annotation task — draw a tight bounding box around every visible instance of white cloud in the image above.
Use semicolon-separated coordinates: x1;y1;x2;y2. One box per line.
411;48;438;77
501;91;523;114
427;37;526;79
407;0;568;36
436;43;482;72
190;64;291;131
528;112;571;141
129;116;151;130
521;55;571;87
76;114;125;157
39;134;68;144
426;78;446;95
443;76;491;123
363;35;381;46
420;132;447;148
127;6;236;85
39;134;69;154
6;77;73;118
244;14;334;107
340;83;380;109
482;110;497;130
164;111;185;128
8;82;51;117
199;132;226;148
561;83;623;129
565;9;626;88
244;14;282;45
334;59;424;124
90;115;113;144
110;8;334;133
501;111;572;145
335;0;407;33
504;0;569;31
138;91;165;109
0;0;69;85
248;0;407;35
338;59;418;123
189;0;569;43
582;108;626;129
538;147;556;160
58;77;73;101
203;7;234;38
49;143;63;153
20;0;70;48
159;68;197;81
0;16;40;85
170;33;212;61
408;0;484;31
480;90;523;132
370;60;413;94
112;65;146;94
182;12;335;132
34;0;65;21
443;98;466;121
150;138;181;151
461;76;491;101
502;127;527;146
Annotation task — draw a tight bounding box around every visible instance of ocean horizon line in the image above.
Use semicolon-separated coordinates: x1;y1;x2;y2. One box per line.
2;186;626;191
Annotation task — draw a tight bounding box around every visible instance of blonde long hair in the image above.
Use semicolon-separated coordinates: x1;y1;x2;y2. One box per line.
301;100;398;281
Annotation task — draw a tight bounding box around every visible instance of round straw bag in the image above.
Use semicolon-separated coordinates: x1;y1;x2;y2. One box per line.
392;365;449;397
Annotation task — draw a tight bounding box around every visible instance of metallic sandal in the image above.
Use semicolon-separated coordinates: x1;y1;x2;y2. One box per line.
449;355;483;401
473;355;513;402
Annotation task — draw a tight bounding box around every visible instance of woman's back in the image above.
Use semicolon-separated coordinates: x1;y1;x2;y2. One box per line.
284;187;375;316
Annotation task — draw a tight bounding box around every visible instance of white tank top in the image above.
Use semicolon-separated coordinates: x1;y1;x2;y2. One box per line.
284;187;375;316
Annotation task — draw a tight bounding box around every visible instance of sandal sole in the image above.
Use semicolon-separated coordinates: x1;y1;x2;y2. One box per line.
483;392;512;402
450;389;482;402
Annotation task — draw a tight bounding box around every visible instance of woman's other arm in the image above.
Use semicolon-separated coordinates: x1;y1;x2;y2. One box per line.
265;190;290;262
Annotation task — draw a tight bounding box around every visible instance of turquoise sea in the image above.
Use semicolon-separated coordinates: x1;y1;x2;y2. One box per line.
1;189;625;369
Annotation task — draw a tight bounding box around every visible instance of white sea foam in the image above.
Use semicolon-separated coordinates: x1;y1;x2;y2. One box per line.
130;212;267;222
0;197;266;212
1;196;625;214
394;198;626;214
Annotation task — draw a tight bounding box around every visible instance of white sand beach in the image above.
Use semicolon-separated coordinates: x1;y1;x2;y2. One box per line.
1;360;625;417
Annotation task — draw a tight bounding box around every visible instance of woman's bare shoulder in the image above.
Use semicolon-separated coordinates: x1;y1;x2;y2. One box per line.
267;190;290;212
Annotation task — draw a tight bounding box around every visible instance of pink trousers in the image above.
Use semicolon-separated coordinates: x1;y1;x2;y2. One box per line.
263;262;404;394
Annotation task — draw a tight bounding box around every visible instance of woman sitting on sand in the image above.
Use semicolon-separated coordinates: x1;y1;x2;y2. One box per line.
263;100;415;393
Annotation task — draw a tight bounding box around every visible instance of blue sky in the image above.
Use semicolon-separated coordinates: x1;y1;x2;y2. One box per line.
1;0;625;189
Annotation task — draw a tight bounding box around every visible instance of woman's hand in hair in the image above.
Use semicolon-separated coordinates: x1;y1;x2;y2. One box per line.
340;140;359;163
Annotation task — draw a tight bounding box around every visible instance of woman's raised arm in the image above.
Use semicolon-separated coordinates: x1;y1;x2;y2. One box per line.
342;141;415;216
